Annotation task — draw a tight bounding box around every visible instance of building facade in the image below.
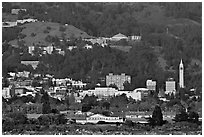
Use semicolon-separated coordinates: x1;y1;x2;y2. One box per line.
146;79;156;91
106;73;131;90
165;78;176;95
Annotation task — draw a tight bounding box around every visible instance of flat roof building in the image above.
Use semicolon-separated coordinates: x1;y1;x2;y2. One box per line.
106;73;131;90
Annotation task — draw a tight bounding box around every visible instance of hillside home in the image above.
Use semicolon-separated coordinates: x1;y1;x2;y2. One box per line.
21;61;39;69
11;9;27;15
2;21;17;28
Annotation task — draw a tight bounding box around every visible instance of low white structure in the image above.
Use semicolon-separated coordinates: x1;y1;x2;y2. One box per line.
67;46;77;51
76;114;124;124
111;33;128;41
17;71;30;78
17;18;37;24
82;87;118;98
21;61;39;69
11;9;27;15
2;22;17;28
115;88;149;101
129;35;142;41
84;44;93;49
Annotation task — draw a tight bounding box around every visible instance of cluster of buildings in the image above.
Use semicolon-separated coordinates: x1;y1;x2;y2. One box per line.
3;8;38;28
3;60;186;103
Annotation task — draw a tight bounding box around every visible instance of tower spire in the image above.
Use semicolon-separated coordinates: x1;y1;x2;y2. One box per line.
179;59;184;88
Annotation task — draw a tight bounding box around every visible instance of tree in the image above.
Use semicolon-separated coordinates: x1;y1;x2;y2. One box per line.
82;103;92;112
64;94;70;109
109;84;118;89
102;101;110;110
174;109;189;122
151;105;163;126
123;81;132;90
41;91;51;114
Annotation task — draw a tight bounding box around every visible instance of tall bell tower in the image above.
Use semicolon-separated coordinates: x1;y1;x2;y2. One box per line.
179;59;184;88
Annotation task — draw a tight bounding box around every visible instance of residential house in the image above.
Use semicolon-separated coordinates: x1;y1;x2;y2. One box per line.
21;61;39;69
11;9;27;15
129;35;142;41
2;21;17;28
17;71;30;78
67;46;77;51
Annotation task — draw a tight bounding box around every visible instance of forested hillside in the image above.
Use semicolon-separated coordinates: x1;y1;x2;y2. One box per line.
2;2;202;92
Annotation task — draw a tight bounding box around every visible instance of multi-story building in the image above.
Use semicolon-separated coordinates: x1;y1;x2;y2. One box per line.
146;79;156;91
106;73;131;90
165;78;176;95
2;87;11;98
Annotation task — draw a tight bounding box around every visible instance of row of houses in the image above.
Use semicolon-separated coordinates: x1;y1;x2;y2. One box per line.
2;18;38;28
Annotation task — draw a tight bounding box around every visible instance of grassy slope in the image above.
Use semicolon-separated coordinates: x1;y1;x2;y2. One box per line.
9;22;91;46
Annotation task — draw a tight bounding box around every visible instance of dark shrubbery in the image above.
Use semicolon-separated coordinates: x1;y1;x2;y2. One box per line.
6;112;28;125
174;110;199;124
38;114;67;126
124;120;135;127
2;117;15;131
38;115;50;125
2;112;28;132
148;105;164;126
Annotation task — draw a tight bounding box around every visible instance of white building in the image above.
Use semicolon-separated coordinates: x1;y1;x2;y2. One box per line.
28;46;35;55
17;18;37;24
106;73;131;90
111;33;128;41
67;46;77;51
165;78;176;95
76;114;124;124
2;87;11;98
2;22;17;28
11;9;27;15
115;88;149;101
21;61;39;69
84;44;93;49
129;35;142;41
82;87;118;98
17;71;30;78
146;80;156;91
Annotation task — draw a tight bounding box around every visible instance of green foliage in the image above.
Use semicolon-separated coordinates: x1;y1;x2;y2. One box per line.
2;117;15;132
41;91;51;114
38;115;50;125
82;103;92;112
6;112;28;125
82;94;98;107
151;105;163;126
